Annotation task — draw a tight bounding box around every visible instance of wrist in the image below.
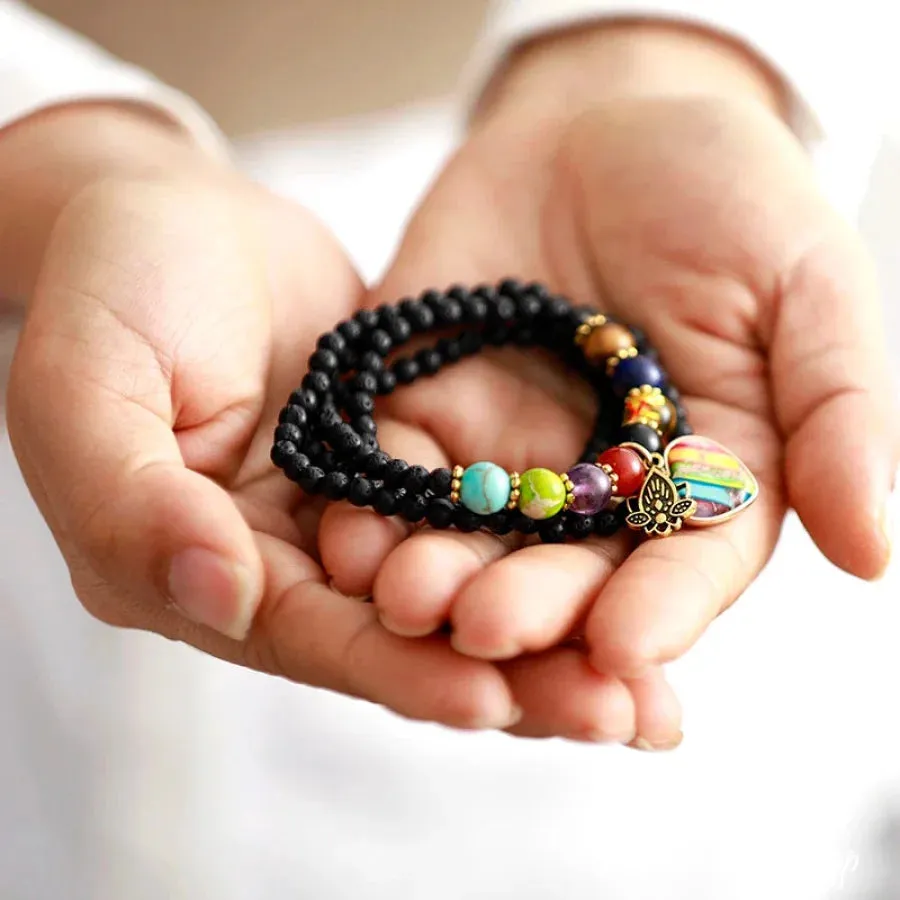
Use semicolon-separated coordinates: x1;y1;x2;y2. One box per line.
0;102;229;304
474;20;786;132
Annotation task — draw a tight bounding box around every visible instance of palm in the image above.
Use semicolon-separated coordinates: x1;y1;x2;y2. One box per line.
318;97;875;742
22;98;885;747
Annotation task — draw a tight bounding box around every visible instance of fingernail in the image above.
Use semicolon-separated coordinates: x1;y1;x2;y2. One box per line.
377;609;434;638
450;632;521;661
475;703;524;731
578;729;632;745
168;548;257;640
628;731;683;752
877;471;899;578
502;704;525;729
327;578;372;604
881;501;894;560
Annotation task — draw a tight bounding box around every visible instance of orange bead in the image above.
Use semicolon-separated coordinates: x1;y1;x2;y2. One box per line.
596;447;645;497
583;323;635;362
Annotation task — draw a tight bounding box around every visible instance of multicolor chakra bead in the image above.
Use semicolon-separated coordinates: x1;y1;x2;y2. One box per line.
611;354;666;397
566;463;613;515
458;461;511;515
518;468;568;520
596;446;646;497
623;385;672;435
665;436;759;525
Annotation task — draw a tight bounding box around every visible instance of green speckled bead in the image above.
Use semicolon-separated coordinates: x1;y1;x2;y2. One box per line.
459;462;511;515
518;468;567;520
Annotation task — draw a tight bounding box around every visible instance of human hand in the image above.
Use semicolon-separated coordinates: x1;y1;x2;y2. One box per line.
320;23;899;747
3;106;527;731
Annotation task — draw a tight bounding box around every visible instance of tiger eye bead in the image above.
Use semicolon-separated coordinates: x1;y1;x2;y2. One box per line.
583;323;635;363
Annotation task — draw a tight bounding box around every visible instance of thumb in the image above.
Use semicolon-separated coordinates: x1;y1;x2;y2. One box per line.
770;223;898;580
6;177;266;640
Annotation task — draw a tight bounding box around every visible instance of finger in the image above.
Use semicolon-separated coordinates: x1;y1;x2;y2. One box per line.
768;224;900;579
6;178;268;639
446;536;630;660
232;185;364;486
624;668;684;752
585;463;782;679
319;502;410;599
371;348;601;640
373;528;518;637
321;347;592;607
244;533;522;730
318;417;448;597
502;649;636;743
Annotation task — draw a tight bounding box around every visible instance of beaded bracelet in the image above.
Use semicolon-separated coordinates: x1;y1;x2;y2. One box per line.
271;280;759;542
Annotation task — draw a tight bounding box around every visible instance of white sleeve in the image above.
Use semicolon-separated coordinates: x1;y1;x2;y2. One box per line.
465;2;892;148
463;0;894;222
0;2;230;423
0;1;229;158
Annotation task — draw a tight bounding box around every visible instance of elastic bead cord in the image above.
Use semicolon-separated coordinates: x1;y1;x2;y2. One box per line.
271;280;688;542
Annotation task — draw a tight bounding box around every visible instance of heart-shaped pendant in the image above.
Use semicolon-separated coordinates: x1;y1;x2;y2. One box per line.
665;436;759;527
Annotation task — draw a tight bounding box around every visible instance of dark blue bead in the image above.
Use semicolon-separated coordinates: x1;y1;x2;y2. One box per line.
611;354;666;396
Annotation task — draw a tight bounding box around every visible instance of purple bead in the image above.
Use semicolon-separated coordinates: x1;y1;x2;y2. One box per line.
567;463;613;516
612;354;666;397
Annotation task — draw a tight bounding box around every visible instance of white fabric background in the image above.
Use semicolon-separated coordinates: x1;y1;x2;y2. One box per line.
1;102;899;899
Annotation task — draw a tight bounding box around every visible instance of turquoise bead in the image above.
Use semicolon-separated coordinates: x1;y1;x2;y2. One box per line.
459;462;511;515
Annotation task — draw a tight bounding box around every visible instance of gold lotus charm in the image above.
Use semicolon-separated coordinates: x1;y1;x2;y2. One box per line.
624;454;697;538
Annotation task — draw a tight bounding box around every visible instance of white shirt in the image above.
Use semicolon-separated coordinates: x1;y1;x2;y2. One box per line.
2;4;900;900
2;0;897;156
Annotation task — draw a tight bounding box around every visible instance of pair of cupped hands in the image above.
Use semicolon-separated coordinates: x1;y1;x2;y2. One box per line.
3;24;896;751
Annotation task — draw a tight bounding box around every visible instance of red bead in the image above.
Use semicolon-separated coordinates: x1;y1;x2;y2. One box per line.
596;447;645;497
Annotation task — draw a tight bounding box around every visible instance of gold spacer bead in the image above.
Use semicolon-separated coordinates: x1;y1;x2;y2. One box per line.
605;345;638;377
599;462;620;495
452;465;464;479
509;471;521;489
451;479;461;491
574;313;608;349
450;491;460;503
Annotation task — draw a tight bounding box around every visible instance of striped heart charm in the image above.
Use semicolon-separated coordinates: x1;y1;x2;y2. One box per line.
664;436;759;527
